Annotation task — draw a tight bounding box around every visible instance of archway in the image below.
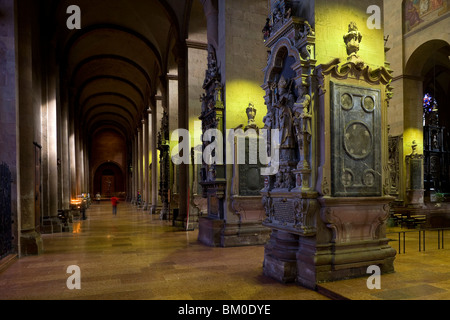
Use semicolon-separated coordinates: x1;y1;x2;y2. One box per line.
93;162;126;199
404;39;450;199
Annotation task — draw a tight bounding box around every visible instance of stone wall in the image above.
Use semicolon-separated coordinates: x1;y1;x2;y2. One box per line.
0;0;18;254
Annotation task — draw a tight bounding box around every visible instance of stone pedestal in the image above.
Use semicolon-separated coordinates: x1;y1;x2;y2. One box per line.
406;148;425;208
297;237;395;289
259;6;396;289
41;216;63;234
199;216;270;247
198;217;224;247
20;231;43;256
263;230;299;283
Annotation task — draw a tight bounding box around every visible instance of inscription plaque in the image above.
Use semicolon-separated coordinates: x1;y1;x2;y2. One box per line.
331;82;382;197
410;159;423;190
273;201;295;224
238;138;264;196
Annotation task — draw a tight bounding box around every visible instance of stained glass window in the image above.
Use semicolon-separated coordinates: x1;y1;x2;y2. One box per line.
423;93;439;126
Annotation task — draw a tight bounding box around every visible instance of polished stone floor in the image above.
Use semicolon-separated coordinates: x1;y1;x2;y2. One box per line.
319;226;450;300
1;202;450;301
0;203;328;300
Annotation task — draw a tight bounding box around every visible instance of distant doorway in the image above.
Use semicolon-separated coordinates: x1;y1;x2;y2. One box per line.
93;163;125;199
102;174;115;197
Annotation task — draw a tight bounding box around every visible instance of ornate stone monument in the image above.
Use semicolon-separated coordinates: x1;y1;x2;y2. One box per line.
261;1;396;289
405;140;425;207
198;45;270;247
157;110;170;220
198;45;228;246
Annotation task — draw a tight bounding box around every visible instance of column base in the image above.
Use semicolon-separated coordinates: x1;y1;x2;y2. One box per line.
20;231;43;256
198;217;271;247
262;230;299;283
41;216;63;234
407;189;425;208
296;238;396;290
263;255;297;284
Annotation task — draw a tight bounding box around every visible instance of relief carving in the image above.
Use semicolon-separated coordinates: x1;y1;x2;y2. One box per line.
343;22;364;69
260;4;318;236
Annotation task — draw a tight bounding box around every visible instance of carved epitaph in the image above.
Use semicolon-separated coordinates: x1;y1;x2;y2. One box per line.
405;141;425;207
330;82;382;197
261;14;395;289
198;45;226;221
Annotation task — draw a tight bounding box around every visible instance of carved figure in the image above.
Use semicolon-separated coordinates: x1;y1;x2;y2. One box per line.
292;82;312;169
246;103;257;127
281;172;295;190
293;82;312;136
262;18;272;41
343;22;364;67
200;93;207;113
274;172;283;189
274;76;295;149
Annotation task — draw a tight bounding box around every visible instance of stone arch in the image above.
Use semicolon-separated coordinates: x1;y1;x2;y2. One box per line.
403;39;450;200
92;161;126;199
403;39;450;150
264;38;302;86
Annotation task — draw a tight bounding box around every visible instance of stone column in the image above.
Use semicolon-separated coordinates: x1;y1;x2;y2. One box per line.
174;43;189;229
75;123;83;196
41;67;61;233
142;118;149;210
16;0;43;255
69;113;77;201
150;108;159;214
403;77;424;207
0;0;19;252
147;109;153;211
130;134;136;204
133;132;139;204
60;98;71;212
137;127;143;207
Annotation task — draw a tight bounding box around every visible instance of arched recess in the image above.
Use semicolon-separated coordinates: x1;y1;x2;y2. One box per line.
92;162;126;199
404;39;450;196
264;38;302;88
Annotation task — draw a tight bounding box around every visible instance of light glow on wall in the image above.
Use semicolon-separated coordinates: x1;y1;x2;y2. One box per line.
225;80;266;130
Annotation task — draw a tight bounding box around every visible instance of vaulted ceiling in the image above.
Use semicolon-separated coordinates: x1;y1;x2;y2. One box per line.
45;0;206;141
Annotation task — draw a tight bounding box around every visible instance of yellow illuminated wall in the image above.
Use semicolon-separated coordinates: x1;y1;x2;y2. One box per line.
225;80;266;130
314;0;385;68
223;0;267;132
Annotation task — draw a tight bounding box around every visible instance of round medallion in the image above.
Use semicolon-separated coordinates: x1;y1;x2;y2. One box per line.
363;170;376;187
344;121;372;160
341;169;354;187
363;96;375;112
341;93;353;110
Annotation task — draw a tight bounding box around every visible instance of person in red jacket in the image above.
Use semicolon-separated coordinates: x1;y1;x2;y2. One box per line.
111;196;119;216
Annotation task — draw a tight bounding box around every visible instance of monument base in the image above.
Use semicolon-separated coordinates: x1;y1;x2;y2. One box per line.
263;230;299;283
198;216;270;247
407;189;425;208
262;197;397;289
41;216;63;234
20;231;43;256
297;238;396;290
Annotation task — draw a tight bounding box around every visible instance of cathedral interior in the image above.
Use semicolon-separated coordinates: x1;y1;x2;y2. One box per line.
0;0;450;301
